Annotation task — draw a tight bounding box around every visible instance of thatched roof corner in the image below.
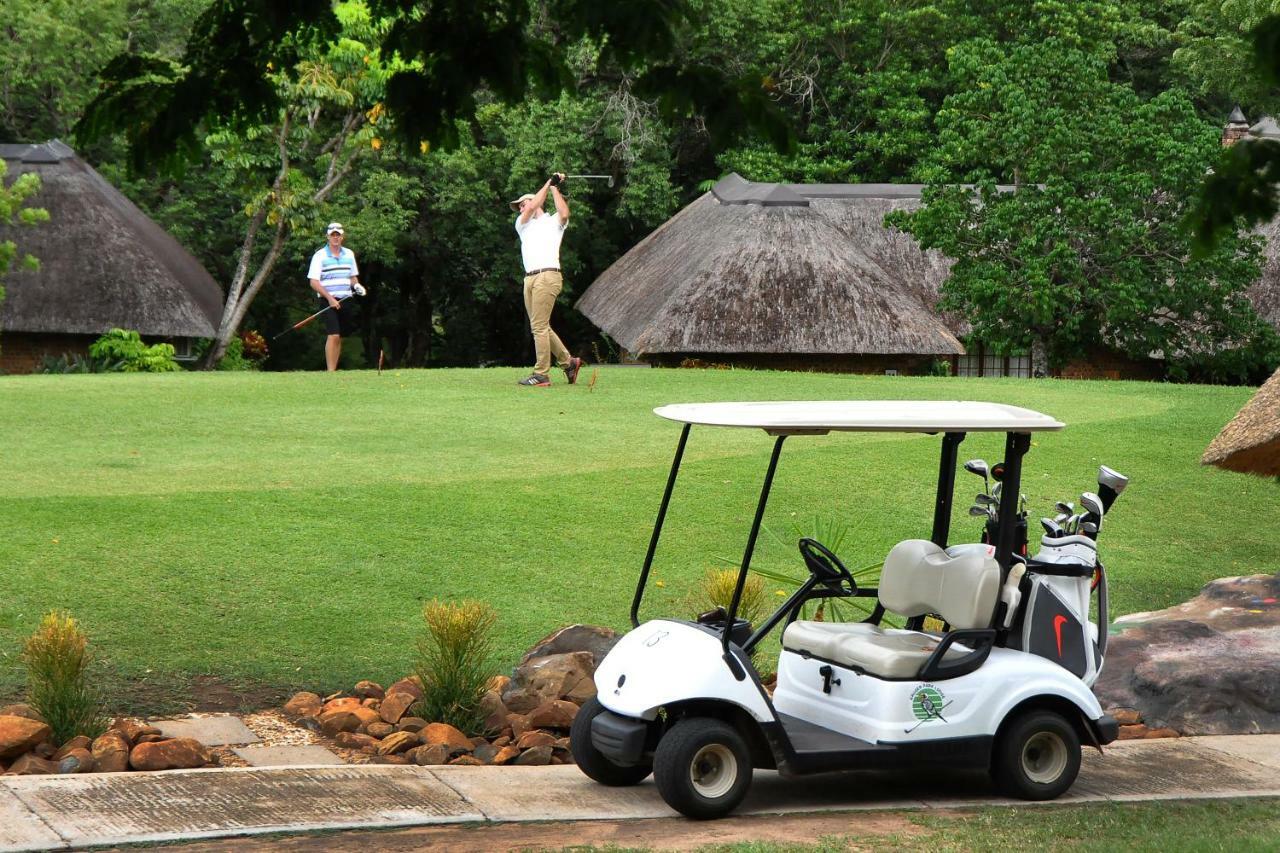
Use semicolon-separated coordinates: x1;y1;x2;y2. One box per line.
0;140;222;339
1203;366;1280;477
577;174;962;358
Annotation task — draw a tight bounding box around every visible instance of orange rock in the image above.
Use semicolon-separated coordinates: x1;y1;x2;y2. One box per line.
526;700;578;730
420;722;472;752
1118;724;1148;740
395;717;428;733
90;732;130;772
386;677;424;701
491;745;520;765
379;692;416;724
350;706;382;727
508;713;532;739
319;711;363;736
53;736;92;761
321;697;364;715
1110;708;1142;726
449;755;484;766
0;716;52;760
353;681;385;700
129;737;207;771
375;731;420;755
57;748;95;774
1144;727;1181;738
486;675;511;694
370;754;410;765
514;745;553;766
333;732;378;750
411;744;450;765
7;754;58;775
516;730;557;750
284;692;323;718
365;722;395;738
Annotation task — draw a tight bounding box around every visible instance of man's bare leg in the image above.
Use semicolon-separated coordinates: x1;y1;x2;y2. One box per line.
326;335;341;371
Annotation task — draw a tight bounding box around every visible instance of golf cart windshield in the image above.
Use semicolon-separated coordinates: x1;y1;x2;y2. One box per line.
633;400;1063;653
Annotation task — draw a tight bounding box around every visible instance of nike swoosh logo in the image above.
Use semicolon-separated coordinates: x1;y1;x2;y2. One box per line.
1053;614;1069;657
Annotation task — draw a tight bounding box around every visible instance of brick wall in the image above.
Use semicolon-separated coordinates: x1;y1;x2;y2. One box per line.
0;333;93;374
1056;347;1164;381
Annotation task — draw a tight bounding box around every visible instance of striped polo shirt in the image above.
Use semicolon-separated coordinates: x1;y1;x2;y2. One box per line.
307;246;359;298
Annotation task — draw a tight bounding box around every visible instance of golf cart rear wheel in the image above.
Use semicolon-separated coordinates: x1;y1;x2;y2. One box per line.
654;717;752;819
570;697;652;786
992;710;1081;800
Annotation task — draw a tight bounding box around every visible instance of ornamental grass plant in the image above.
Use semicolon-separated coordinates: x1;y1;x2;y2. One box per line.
22;611;107;745
414;599;498;735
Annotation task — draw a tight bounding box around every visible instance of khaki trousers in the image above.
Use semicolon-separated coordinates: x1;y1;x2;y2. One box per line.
523;270;570;376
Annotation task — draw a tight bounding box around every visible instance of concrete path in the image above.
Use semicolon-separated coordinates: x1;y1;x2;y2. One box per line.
3;735;1279;851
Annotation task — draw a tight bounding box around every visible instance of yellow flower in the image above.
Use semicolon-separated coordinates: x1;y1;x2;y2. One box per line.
419;140;430;154
655;580;666;588
371;137;382;151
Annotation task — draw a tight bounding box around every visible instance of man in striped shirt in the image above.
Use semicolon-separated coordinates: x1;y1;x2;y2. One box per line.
307;222;364;371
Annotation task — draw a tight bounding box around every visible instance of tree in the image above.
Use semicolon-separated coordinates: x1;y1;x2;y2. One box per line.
889;38;1274;380
0;160;50;350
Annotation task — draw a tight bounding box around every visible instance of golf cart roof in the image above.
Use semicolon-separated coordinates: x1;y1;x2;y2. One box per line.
653;400;1064;434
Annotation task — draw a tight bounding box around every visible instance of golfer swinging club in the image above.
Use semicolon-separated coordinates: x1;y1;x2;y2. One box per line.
510;173;583;387
307;222;365;371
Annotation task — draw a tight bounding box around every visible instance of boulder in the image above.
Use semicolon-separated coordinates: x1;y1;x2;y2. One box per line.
1095;574;1280;734
502;652;594;713
369;754;410;765
33;742;56;759
0;716;52;760
319;711;363;736
365;722;395;738
514;745;554;766
110;719;154;746
492;735;511;748
486;675;511;694
420;723;472;752
473;743;499;764
333;732;378;751
91;732;130;772
1111;708;1142;726
283;692;323;718
58;748;95;774
386;677;424;701
527;700;578;730
0;704;43;722
53;736;93;761
491;745;521;765
379;692;416;725
516;730;557;750
449;755;484;766
362;698;380;709
410;744;451;766
321;697;364;715
375;731;420;755
129;738;207;771
7;754;58;775
520;624;620;669
479;690;509;733
508;713;532;739
353;681;385;700
134;734;167;745
395;717;428;733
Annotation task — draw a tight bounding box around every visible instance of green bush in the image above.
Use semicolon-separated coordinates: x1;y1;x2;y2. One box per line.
193;333;267;370
695;568;766;626
22;611;107;745
413;599;498;735
88;329;181;373
38;353;106;374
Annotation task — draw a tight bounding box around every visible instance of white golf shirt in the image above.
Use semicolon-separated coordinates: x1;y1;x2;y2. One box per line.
515;213;567;272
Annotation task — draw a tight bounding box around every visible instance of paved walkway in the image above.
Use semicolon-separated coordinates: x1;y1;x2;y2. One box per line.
3;735;1279;851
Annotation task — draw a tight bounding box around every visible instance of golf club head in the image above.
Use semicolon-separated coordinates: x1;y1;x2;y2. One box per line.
992;482;1002;500
964;459;989;478
1081;521;1098;534
1054;512;1070;525
976;493;997;506
1055;501;1074;516
1098;465;1129;511
1080;492;1104;519
991;462;1006;482
1040;517;1062;536
969;505;989;517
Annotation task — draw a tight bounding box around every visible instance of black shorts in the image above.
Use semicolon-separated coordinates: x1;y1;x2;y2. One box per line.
321;297;359;336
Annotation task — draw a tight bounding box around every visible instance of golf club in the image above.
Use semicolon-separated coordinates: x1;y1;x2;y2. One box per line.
273;294;353;341
567;174;616;188
976;493;998;507
1079;491;1105;539
1040;517;1064;537
964;459;991;494
1097;465;1130;512
969;505;990;518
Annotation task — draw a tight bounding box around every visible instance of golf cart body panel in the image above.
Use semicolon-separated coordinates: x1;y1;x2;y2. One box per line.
653;400;1065;434
593;619;774;722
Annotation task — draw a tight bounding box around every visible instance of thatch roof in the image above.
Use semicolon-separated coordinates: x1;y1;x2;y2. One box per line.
576;174;963;357
0;140;221;338
1202;366;1280;477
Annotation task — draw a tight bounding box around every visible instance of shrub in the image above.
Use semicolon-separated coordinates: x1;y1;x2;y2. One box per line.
38;353;106;374
22;611;107;745
193;333;269;370
87;329;180;373
414;599;498;735
696;568;766;627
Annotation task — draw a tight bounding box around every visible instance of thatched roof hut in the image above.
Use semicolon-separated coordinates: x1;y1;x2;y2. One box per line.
1202;366;1280;477
576;174;962;368
0;140;221;368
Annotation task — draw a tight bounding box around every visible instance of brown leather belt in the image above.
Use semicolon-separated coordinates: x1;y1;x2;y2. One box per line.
524;267;561;277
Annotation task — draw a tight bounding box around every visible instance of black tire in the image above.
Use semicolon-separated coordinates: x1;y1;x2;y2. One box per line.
653;717;753;820
570;697;653;787
991;710;1082;800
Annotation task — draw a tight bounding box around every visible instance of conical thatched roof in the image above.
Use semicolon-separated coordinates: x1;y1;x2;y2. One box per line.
0;140;221;338
576;174;963;357
1202;366;1280;477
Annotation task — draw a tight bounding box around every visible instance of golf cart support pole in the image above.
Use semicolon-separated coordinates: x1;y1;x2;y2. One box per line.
630;423;691;628
994;432;1031;578
724;435;787;664
931;432;966;548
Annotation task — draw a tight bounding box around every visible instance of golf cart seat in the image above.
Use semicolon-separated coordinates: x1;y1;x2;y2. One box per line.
782;540;1000;679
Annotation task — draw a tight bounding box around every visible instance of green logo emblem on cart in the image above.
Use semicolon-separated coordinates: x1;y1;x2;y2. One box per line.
907;684;951;732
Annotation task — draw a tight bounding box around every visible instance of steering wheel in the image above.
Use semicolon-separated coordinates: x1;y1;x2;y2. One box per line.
797;537;857;594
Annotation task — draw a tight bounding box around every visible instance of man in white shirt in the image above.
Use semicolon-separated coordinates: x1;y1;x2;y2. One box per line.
510;173;583;387
307;222;364;371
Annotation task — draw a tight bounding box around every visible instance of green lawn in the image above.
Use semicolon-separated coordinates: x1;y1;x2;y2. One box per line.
0;367;1272;712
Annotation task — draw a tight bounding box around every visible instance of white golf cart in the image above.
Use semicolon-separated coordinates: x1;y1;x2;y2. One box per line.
570;401;1121;819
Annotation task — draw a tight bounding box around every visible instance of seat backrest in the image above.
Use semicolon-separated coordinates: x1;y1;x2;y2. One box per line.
879;539;1000;629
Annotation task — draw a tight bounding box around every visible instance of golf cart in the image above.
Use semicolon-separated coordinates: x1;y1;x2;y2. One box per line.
571;401;1124;819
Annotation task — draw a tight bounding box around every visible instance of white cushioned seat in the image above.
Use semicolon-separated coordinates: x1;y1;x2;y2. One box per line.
782;621;971;679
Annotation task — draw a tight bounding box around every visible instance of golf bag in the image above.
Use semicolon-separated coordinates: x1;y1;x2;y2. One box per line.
1005;534;1108;687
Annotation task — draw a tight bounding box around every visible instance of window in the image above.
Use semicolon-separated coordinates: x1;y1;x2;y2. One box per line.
956;355;980;377
953;345;1031;377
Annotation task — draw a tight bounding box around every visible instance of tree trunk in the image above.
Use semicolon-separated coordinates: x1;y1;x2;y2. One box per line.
1031;337;1049;378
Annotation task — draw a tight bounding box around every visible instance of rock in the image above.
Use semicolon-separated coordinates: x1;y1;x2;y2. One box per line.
516;730;557;750
362;698;380;709
58;748;95;774
0;716;53;760
386;677;424;701
1095;574;1280;734
554;737;571;751
449;755;484;766
520;624;620;669
1145;727;1181;739
7;754;59;775
479;691;509;733
375;731;420;755
34;742;56;759
0;704;43;722
492;735;511;748
323;691;344;703
379;691;416;725
283;692;323;718
395;717;428;733
420;722;472;752
321;697;364;716
365;721;394;738
564;676;597;706
1118;724;1148;740
350;706;382;727
508;714;532;739
91;732;130;772
486;675;511;694
130;738;207;771
527;700;578;730
110;719;156;746
333;732;378;751
469;736;488;747
514;745;554;766
370;754;410;765
134;734;167;745
353;681;385;700
319;711;363;736
53;736;93;760
1109;708;1142;726
503;651;595;713
473;743;499;764
411;744;451;765
491;745;520;765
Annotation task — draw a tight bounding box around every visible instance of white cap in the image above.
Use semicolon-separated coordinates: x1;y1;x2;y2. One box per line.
326;222;344;235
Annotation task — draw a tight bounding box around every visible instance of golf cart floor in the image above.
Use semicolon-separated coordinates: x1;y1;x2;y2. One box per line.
777;713;896;770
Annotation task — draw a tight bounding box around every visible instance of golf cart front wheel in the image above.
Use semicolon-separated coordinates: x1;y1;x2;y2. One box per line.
654;717;752;819
992;710;1081;800
570;697;653;787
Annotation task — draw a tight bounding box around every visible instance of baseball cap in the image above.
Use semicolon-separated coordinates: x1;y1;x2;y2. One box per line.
326;222;344;235
508;193;536;212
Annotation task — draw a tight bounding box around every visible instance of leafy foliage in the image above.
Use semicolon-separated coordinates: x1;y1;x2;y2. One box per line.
0;162;49;291
87;330;182;373
22;611;107;745
413;599;499;735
